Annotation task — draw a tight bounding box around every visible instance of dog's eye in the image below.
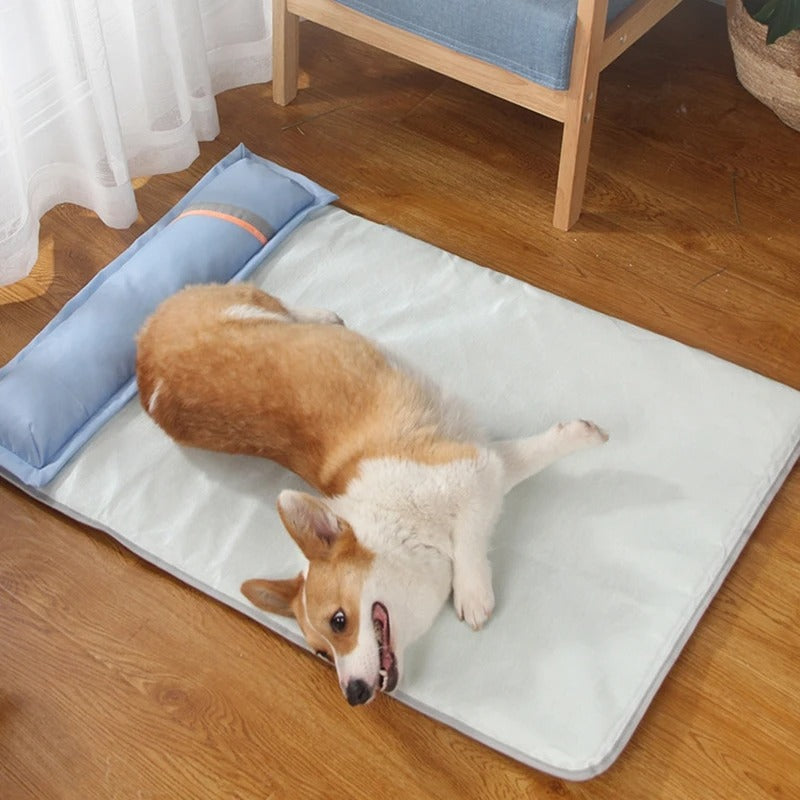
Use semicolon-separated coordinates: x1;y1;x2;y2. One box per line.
330;609;347;633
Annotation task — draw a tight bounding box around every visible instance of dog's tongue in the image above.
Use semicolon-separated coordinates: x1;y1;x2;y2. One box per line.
372;602;394;672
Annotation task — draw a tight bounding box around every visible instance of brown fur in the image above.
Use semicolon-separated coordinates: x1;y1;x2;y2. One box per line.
135;284;476;496
300;528;374;657
137;283;480;676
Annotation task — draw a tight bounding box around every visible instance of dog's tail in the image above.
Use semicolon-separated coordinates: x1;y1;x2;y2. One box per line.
493;420;608;494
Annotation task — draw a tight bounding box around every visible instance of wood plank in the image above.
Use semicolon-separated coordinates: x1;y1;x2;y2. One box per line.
553;0;609;229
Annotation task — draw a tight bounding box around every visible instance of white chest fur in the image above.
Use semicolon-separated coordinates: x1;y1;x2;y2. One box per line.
331;449;502;558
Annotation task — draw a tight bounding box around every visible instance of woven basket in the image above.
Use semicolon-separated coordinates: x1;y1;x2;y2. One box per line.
726;0;800;131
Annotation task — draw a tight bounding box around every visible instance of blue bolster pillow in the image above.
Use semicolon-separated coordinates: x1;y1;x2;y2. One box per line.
0;144;337;487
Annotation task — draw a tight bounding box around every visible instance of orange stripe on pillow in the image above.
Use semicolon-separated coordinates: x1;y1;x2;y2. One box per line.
175;209;269;245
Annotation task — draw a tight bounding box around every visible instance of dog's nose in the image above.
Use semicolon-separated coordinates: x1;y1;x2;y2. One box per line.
345;679;372;706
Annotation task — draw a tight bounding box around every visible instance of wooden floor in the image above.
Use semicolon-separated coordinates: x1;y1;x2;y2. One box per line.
1;1;798;797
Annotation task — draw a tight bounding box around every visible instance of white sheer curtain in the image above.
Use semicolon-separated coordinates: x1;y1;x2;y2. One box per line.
0;0;272;286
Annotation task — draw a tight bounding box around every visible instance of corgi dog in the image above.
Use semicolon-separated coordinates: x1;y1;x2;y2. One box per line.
136;283;608;706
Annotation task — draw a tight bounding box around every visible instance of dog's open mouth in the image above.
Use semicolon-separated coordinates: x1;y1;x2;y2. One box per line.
372;601;398;693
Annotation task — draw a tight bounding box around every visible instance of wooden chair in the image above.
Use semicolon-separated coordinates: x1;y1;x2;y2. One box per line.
272;0;685;230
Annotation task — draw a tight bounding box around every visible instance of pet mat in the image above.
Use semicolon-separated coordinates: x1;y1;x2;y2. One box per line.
2;149;798;780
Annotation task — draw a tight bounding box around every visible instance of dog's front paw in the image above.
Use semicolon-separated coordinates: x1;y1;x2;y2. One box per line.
453;568;495;631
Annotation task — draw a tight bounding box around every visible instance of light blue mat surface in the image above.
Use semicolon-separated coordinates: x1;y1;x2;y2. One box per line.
2;158;798;779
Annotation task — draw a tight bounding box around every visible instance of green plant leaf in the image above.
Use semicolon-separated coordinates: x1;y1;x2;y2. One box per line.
751;0;781;22
780;0;800;38
742;0;763;13
747;0;800;43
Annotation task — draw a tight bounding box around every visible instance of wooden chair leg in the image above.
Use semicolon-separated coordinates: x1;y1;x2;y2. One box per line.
553;78;600;230
553;0;608;230
273;0;300;106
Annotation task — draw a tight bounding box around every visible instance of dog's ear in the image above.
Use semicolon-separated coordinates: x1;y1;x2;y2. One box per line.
277;490;346;561
241;573;304;618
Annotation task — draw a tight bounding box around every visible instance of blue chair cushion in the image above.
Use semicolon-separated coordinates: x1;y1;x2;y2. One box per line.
0;144;336;487
334;0;636;90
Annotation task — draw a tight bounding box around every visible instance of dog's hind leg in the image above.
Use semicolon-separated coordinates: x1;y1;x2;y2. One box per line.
494;420;608;494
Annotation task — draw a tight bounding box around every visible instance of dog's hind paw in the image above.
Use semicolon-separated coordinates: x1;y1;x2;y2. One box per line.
453;575;495;631
553;419;609;449
290;307;345;326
